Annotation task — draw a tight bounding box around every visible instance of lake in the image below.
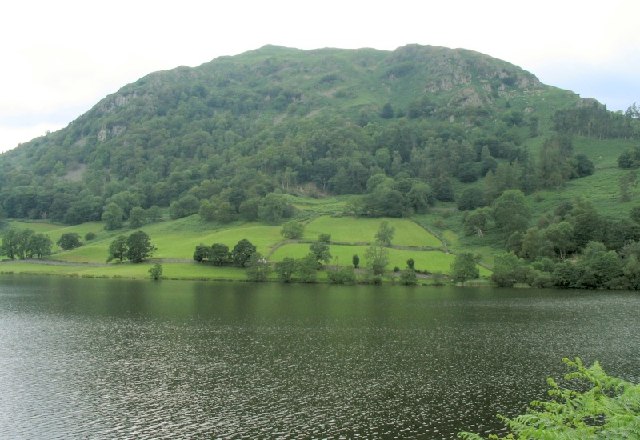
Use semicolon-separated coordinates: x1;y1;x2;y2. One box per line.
0;276;638;439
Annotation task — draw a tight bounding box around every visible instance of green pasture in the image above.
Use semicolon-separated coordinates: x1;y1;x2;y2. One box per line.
303;216;442;247
25;220;285;263
270;243;489;276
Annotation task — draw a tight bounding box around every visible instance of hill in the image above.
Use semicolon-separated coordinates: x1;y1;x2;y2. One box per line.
1;44;640;287
0;44;584;222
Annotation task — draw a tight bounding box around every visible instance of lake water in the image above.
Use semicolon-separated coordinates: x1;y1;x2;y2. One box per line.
0;276;638;439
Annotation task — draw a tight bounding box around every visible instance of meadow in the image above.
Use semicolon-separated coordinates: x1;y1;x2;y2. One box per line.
2;213;488;281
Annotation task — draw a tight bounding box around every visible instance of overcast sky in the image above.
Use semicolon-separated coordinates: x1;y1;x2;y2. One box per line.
1;0;638;153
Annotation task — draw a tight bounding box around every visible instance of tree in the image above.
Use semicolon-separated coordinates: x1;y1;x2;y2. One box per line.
209;243;230;266
193;244;210;262
296;254;318;283
406;181;433;214
258;193;294;224
492;190;530;236
1;229;19;259
520;227;553;260
569;198;603;248
366;245;389;276
380;102;394;119
375;221;395;246
491;252;531;287
406;258;415;270
15;229;34;259
457;187;485;211
126;231;155;263
275;257;296;282
129;206;147;228
575;241;623;289
464;207;491;237
27;234;52;259
107;236;128;263
544;221;575;260
459;358;640;440
57;233;82;250
102;202;124;230
309;236;331;267
352;254;360;269
231;239;256;267
451;253;479;284
245;252;271;282
169;194;200;220
149;263;163;280
281;221;305;239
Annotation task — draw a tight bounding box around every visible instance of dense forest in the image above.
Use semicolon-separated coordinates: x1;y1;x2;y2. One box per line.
2;44;640;287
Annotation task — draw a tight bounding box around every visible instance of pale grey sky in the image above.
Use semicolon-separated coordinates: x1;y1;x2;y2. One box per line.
1;0;638;152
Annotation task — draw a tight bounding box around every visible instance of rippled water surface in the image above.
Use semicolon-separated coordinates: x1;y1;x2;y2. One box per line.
0;277;639;439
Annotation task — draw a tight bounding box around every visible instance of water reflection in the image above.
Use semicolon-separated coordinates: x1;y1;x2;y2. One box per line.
0;276;638;439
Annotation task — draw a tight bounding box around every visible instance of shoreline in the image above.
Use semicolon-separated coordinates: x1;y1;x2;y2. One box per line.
0;259;491;287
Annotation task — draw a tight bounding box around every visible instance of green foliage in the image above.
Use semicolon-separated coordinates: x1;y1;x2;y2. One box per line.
459;357;640;439
544;221;575;260
406;258;415;270
327;266;356;284
464;207;491;237
399;268;417;285
209;243;230;266
169;195;200;220
366;245;389;276
451;253;479;283
309;236;332;266
1;228;51;260
457;187;486;211
492;190;530;237
102;202;124;230
129;206;147;228
281;221;305;239
231;239;256;267
374;220;395;246
126;230;155;263
258;193;294;224
148;263;163;280
57;233;82;250
295;254;318;283
26;233;52;259
107;231;155;263
491;252;531;287
274;257;296;282
245;252;271;282
352;254;360;269
107;236;128;263
84;232;97;241
193;244;210;263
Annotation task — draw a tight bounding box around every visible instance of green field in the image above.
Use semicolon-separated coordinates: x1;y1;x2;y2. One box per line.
2;213;491;282
270;242;489;276
50;221;283;263
303;216;442;247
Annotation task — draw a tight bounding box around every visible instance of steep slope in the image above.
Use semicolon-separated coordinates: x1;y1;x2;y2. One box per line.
0;44;623;225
